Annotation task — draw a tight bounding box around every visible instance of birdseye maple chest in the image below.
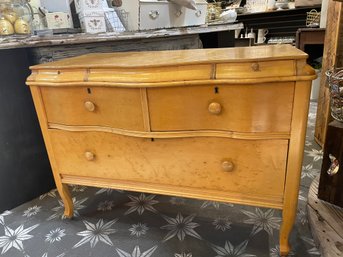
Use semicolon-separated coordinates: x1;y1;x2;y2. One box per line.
26;45;315;256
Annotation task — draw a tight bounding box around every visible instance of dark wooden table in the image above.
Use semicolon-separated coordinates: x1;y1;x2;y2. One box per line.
318;120;343;208
295;27;326;51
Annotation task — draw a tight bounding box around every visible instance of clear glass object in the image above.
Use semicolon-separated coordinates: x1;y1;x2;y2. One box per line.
0;0;33;36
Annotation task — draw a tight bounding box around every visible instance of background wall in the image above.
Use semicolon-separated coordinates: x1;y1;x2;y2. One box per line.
0;49;54;212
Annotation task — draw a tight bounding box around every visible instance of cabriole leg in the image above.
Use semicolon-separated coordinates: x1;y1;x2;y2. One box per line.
279;208;296;257
57;183;74;218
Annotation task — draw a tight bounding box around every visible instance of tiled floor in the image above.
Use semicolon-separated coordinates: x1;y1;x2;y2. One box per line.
0;103;323;257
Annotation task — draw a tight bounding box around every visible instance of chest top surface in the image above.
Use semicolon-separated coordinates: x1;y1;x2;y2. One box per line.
30;45;307;69
26;45;315;87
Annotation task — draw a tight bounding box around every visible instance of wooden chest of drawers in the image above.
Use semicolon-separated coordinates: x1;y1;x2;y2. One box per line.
26;45;315;256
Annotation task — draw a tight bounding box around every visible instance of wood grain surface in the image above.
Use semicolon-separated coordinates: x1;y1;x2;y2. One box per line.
308;176;343;257
280;81;311;256
49;130;288;200
148;83;294;133
41;87;145;131
27;46;316;256
29;45;308;70
314;1;343;146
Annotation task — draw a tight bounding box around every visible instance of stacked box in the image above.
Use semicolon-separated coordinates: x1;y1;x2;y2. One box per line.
119;0;208;31
40;0;74;30
46;12;73;30
75;0;103;13
76;0;107;33
78;10;106;34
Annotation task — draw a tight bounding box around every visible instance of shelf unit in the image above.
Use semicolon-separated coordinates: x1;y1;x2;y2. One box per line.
236;5;322;41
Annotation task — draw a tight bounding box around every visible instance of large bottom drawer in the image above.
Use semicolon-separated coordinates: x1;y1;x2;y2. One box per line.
49;130;288;199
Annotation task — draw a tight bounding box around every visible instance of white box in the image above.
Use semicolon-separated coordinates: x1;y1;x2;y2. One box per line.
120;0;207;31
45;12;73;29
170;1;208;27
29;0;42;11
139;1;171;30
79;10;107;34
118;1;139;31
32;13;47;30
75;0;103;13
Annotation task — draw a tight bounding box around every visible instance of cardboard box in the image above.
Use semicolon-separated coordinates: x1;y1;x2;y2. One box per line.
79;10;106;33
45;12;73;29
32;13;47;30
75;0;103;13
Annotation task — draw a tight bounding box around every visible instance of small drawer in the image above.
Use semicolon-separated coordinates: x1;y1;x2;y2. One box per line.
216;60;295;79
140;1;171;30
87;64;213;83
50;130;288;199
170;2;207;27
183;3;207;26
40;87;145;131
147;83;294;133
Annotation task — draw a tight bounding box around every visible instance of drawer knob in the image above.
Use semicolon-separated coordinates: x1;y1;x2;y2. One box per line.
149;10;159;20
222;161;234;172
84;101;96;112
208;102;222;115
85;151;95;161
251;62;260;71
175;9;183;17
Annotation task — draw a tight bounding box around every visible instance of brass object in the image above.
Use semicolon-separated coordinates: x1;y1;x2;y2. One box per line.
3;9;18;24
0;17;14;35
14;17;31;34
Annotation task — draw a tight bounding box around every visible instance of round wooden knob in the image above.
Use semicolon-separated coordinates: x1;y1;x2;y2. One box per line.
85;151;95;161
222;161;234;172
251;62;260;71
84;101;95;112
208;102;222;115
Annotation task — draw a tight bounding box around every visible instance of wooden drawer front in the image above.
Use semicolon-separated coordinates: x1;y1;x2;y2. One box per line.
50;130;288;198
148;83;294;133
41;87;145;131
216;60;295;79
88;64;212;83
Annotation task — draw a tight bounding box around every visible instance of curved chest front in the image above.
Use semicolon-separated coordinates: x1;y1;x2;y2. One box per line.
26;45;316;256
